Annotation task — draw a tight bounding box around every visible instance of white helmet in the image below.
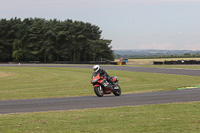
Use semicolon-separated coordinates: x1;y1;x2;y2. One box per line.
93;65;100;72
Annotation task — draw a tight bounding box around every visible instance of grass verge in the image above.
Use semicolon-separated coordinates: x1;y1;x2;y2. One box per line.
1;66;200;100
124;58;200;65
0;102;200;133
127;64;200;70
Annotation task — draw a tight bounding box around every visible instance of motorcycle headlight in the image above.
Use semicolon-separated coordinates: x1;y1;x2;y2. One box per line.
113;76;117;79
91;78;97;83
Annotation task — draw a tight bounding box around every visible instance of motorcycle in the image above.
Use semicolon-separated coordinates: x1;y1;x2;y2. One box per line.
90;72;121;97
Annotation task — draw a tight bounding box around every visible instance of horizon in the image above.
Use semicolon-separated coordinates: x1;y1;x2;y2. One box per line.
113;49;200;51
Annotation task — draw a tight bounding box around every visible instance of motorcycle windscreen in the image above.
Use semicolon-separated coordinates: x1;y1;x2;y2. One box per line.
112;77;117;82
92;71;100;78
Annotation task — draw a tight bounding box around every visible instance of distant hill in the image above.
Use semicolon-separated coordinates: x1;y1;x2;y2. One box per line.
114;49;200;58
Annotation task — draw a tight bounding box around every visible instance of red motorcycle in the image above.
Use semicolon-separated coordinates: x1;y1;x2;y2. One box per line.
90;72;121;97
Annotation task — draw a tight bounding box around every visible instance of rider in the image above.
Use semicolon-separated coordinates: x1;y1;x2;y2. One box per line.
92;65;115;90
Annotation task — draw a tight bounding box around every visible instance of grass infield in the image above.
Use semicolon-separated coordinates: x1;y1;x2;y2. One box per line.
1;66;200;100
0;102;200;133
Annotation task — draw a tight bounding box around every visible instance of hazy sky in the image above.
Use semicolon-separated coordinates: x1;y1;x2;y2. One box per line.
1;0;200;50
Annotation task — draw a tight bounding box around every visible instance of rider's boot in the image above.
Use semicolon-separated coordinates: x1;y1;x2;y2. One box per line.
108;78;116;91
110;80;116;91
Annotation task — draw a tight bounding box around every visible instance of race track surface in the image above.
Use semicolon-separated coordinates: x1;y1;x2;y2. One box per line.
1;88;200;114
1;64;200;114
1;64;200;76
72;65;200;76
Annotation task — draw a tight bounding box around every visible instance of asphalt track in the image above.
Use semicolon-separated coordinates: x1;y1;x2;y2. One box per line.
1;64;200;76
68;65;200;76
0;64;200;114
1;88;200;114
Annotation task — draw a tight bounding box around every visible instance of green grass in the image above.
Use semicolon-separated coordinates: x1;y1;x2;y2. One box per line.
0;102;200;133
0;67;93;100
127;64;200;70
124;58;200;65
1;66;200;100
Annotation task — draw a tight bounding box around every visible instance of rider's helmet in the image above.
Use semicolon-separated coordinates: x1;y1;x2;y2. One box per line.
93;65;100;72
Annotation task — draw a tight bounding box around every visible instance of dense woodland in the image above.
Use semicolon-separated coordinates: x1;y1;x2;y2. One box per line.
0;18;114;63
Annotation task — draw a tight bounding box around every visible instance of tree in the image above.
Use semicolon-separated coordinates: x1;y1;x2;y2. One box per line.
0;18;114;62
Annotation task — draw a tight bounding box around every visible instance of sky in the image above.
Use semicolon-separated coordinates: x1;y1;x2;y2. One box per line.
1;0;200;50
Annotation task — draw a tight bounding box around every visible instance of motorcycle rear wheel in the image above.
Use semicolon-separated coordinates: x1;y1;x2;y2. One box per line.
113;85;121;96
94;86;104;97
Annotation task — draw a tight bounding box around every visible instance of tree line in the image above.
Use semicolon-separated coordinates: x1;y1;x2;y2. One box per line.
0;17;114;63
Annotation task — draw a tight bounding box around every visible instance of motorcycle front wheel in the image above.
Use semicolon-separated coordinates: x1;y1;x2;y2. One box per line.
94;86;104;97
113;85;121;96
